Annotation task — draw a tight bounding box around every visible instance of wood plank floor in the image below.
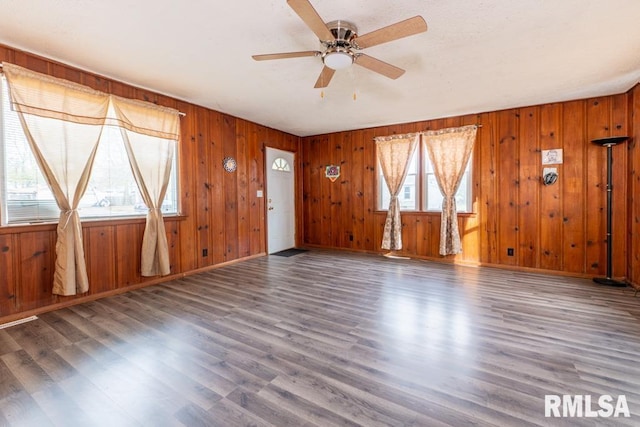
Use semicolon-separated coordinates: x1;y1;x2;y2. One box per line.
1;250;639;426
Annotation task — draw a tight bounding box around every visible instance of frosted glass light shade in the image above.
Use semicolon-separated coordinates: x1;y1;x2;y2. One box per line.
324;51;353;70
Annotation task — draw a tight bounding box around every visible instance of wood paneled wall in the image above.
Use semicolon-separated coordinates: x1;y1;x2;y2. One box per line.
0;45;300;321
302;93;633;279
628;84;640;289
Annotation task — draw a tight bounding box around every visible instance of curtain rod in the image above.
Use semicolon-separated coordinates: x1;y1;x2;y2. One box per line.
0;63;186;117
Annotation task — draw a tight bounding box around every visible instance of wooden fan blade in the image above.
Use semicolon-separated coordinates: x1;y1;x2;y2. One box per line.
287;0;335;41
355;16;427;49
314;66;336;88
252;51;320;61
354;54;405;80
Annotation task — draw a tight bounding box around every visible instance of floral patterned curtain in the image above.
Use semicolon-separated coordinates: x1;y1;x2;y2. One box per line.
423;125;477;255
375;134;419;251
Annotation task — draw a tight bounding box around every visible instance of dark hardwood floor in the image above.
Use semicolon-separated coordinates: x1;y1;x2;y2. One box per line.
1;250;639;426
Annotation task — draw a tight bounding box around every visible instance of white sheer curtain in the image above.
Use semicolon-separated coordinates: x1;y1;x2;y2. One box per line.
2;63;109;295
111;96;180;277
375;134;419;251
3;62;181;291
423;125;477;255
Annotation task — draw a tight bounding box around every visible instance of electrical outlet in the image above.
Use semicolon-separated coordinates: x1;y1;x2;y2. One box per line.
507;248;514;256
202;248;208;257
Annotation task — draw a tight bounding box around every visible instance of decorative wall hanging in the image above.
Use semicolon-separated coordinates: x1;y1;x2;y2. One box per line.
223;156;237;172
325;165;340;182
541;149;563;165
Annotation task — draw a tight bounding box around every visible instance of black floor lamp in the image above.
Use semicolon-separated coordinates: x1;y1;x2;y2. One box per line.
591;136;629;287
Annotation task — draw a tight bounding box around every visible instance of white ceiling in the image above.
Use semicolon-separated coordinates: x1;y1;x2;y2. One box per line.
1;1;640;137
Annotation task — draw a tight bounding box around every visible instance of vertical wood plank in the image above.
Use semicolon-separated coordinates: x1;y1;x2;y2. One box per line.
319;134;332;247
302;136;316;245
539;103;563;271
610;93;628;278
0;235;17;316
165;219;181;274
496;110;519;265
258;126;268;254
339;131;352;249
351;130;365;250
195;106;211;268
115;224;143;286
401;214;417;255
178;102;198;273
223;115;239;261
0;45;16;64
236;119;250;258
585;97;610;275
208;110;226;264
329;133;341;248
562;100;587;274
477;112;498;264
517;107;540;268
362;128;377;251
85;226;116;295
17;231;56;311
247;122;263;255
628;86;640;287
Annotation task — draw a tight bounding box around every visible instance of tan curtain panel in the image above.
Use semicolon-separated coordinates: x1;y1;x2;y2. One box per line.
2;63;110;295
111;96;180;277
423;125;477;255
375;134;418;251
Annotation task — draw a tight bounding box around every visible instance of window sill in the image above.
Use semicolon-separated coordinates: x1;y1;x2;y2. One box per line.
374;210;476;217
0;214;187;234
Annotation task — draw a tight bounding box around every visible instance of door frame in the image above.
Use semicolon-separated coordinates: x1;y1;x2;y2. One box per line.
265;146;299;253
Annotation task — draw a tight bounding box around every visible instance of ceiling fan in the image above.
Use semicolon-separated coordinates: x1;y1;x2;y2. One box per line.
252;0;428;88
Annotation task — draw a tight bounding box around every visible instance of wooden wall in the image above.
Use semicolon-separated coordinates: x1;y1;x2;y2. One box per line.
0;45;300;322
302;93;633;279
628;84;640;289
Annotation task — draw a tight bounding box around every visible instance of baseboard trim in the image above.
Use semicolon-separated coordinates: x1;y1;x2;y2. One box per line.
0;252;267;326
301;244;605;280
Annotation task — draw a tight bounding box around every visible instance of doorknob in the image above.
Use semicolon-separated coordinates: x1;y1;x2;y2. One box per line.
268;206;274;211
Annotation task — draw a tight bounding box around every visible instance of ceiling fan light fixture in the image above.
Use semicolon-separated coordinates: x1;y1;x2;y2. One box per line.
252;0;428;88
323;48;354;70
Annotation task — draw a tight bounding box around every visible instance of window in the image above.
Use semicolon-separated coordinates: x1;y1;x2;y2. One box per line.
0;77;178;225
378;141;472;213
379;148;418;210
272;157;291;172
403;186;411;200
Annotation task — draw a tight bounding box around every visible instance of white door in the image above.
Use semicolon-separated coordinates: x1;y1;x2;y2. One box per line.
266;148;295;254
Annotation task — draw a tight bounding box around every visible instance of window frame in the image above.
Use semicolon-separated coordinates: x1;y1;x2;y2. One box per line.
376;137;474;214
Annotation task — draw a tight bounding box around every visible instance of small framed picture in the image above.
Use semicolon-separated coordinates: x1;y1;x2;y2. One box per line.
541;149;563;165
325;165;340;182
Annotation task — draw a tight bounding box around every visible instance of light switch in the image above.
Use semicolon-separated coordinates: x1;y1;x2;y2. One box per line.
257;190;263;198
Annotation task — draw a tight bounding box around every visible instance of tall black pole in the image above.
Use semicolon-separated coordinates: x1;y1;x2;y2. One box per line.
591;136;629;287
604;143;613;279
